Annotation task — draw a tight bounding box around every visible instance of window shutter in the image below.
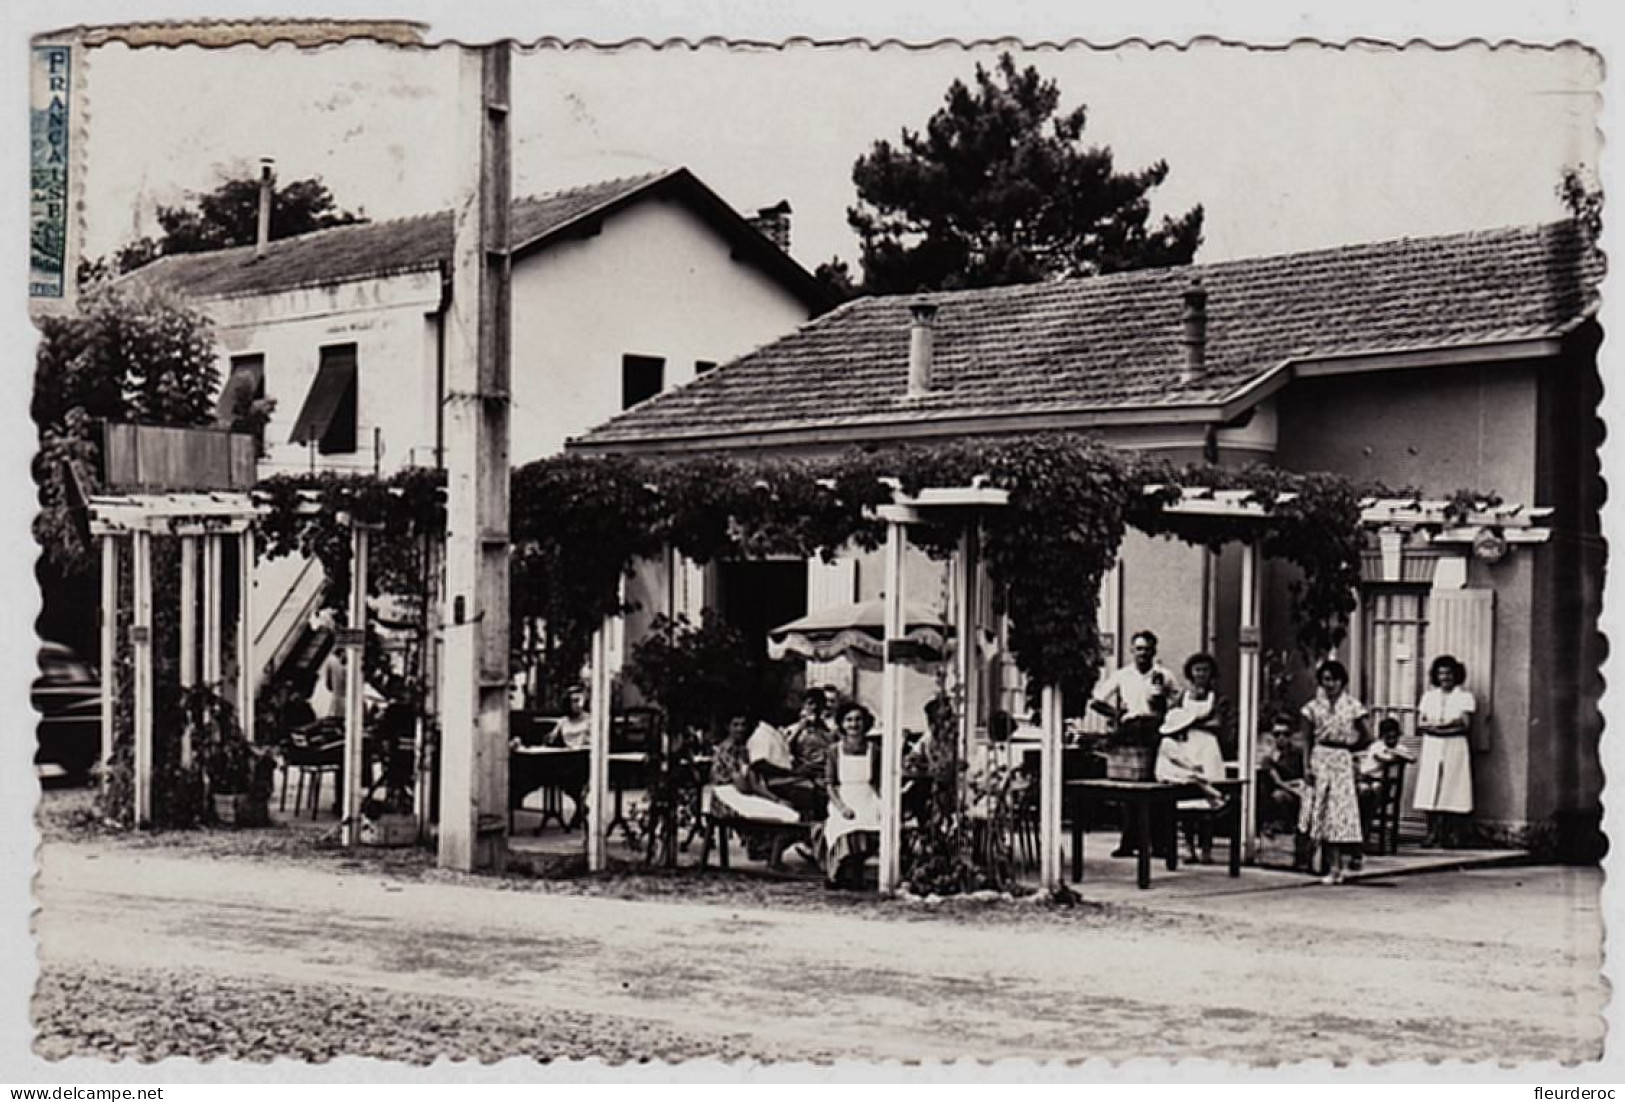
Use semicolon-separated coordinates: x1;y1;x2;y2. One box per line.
1425;588;1495;752
805;554;857;694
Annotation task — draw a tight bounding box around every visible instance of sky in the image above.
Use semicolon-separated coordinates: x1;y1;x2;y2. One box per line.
76;38;1601;273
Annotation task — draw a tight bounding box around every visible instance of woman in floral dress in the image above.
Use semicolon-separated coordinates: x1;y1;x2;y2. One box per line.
1299;659;1373;884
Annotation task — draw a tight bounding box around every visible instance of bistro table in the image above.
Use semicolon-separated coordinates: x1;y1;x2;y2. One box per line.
1067;777;1247;889
509;746;589;833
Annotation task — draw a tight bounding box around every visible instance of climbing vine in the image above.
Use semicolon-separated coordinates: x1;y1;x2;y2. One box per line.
510;434;1383;702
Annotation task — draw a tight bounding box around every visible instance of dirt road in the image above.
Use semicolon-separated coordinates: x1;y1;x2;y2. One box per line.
31;841;1605;1066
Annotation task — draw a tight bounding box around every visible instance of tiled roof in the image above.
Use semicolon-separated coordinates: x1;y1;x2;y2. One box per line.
132;169;733;300
574;221;1602;449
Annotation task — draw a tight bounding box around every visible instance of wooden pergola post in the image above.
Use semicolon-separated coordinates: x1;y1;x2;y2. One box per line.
877;518;908;893
98;535;117;797
1038;684;1064;887
586;620;613;872
131;529;153;826
178;536;197;767
340;523;370;845
238;525;256;747
1237;540;1263;861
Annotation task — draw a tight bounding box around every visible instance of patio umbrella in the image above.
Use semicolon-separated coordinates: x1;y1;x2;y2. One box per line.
767;597;950;670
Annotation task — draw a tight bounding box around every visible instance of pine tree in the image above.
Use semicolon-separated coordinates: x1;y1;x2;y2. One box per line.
847;54;1204;294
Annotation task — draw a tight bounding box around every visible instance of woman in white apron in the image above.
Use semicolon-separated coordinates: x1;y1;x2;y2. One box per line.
1414;654;1475;848
824;702;882;889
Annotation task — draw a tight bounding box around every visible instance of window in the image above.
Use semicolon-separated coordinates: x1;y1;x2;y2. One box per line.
695;360;718;377
289;343;358;455
621;354;665;410
215;354;265;430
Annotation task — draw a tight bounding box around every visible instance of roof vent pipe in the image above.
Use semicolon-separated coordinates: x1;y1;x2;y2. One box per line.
255;158;276;260
907;300;938;398
1180;275;1208;384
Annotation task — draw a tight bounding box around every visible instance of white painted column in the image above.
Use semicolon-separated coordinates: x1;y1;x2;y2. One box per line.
98;535;117;795
586;621;612;872
1039;684;1064;887
1237;540;1262;861
238;527;256;747
341;525;369;845
179;536;197;689
203;534;223;685
131;529;153;827
952;526;978;797
878;520;907;893
178;536;198;770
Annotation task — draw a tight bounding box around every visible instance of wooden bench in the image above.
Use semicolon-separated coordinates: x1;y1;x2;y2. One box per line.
698;806;814;870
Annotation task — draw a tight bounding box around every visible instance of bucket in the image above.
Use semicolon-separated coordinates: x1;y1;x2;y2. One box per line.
1104;745;1156;781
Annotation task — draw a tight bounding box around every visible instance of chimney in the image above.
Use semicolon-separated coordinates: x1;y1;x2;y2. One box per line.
255;158;276;259
747;200;792;253
907;300;938;398
1180;275;1208;383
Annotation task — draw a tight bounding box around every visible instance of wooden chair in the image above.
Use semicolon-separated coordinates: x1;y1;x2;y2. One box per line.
1364;758;1408;855
283;719;344;819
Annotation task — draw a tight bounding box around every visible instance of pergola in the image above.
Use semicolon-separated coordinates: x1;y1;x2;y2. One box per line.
575;481;1552;888
87;489;376;839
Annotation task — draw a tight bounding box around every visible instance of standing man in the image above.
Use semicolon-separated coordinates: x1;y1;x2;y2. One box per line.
1090;629;1180;857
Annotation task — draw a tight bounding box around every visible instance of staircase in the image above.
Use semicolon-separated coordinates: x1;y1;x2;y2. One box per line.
253;554;330;687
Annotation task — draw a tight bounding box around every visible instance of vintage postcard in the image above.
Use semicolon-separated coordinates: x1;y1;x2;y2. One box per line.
8;7;1616;1081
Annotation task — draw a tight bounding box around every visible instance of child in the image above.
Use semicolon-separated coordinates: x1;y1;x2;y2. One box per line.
1357;716;1415;845
1258;713;1307;835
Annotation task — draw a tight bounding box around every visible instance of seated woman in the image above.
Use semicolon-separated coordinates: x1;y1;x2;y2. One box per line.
1154;705;1227;864
824;702;883;889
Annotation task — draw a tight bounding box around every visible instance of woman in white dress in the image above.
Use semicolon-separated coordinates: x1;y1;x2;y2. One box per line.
824;702;882;889
1414;654;1476;848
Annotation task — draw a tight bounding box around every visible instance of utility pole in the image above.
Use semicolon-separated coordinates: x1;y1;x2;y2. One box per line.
438;42;512;872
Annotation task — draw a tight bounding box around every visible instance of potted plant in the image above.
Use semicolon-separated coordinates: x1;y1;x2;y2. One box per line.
186;683;274;827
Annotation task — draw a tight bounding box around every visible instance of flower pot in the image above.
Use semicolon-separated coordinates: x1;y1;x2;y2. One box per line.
1104;745;1156;781
360;812;418;847
213;791;269;828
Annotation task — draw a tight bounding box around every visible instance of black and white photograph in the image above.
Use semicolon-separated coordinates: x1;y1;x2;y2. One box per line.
8;4;1619;1079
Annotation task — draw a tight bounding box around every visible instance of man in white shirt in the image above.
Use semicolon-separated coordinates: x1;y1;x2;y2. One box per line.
1090;629;1179;858
1090;630;1179;739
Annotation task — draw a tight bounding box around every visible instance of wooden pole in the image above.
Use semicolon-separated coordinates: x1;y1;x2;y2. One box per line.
437;42;512;872
1039;683;1063;888
341;525;369;845
238;527;256;747
132;529;153;827
953;527;974;795
1238;540;1262;862
878;519;907;893
98;535;117;796
586;621;611;872
179;536;197;689
203;534;222;686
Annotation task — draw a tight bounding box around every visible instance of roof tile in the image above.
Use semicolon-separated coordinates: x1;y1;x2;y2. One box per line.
576;222;1602;447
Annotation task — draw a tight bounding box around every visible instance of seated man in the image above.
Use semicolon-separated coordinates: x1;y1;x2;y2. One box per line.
710;715;801;825
1258;712;1308;835
748;689;831;822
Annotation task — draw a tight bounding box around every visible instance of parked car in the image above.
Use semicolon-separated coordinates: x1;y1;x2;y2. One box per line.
33;641;101;783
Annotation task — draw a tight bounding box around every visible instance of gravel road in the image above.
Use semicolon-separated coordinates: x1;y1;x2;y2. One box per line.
30;833;1605;1068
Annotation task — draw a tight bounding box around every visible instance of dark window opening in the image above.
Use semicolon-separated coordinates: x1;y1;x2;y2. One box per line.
621;354;665;410
289;344;359;455
695;360;718;376
216;354;266;435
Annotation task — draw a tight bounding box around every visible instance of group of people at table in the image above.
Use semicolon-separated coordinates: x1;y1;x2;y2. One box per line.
517;628;1479;890
1093;629;1478;884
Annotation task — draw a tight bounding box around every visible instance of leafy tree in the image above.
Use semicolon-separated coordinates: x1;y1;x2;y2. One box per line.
77;174;364;286
157;175;363;255
845;53;1204;294
33;283;221;573
1559;164;1602;238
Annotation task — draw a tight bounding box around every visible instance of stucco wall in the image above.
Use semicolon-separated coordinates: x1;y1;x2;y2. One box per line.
1271;361;1544;832
510;196;815;463
204;270;444;474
